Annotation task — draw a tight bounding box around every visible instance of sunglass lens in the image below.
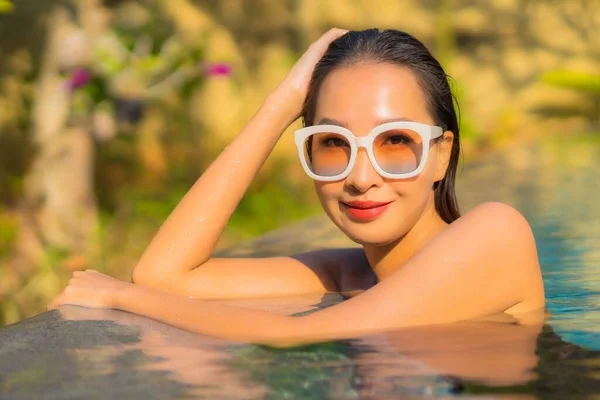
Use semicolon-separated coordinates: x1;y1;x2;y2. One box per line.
303;132;351;177
373;129;423;174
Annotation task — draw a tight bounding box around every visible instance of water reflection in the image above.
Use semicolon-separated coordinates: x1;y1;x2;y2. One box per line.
55;294;332;399
54;295;600;399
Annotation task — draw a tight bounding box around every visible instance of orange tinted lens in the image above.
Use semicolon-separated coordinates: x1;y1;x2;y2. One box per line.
303;132;351;176
373;129;423;174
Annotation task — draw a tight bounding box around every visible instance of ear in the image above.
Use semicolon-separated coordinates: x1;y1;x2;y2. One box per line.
433;131;454;183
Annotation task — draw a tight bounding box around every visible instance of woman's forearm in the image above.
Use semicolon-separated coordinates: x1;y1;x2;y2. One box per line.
132;93;296;283
115;282;303;346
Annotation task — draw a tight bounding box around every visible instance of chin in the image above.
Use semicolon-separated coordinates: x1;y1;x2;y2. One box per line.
335;216;404;247
344;229;401;247
320;201;405;246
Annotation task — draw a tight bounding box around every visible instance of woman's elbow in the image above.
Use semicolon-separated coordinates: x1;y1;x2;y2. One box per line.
130;266;146;284
131;266;163;288
132;266;199;298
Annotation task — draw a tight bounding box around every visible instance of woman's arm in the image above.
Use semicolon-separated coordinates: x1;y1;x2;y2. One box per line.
130;28;349;298
294;202;546;334
131;93;292;284
50;202;545;348
137;248;367;300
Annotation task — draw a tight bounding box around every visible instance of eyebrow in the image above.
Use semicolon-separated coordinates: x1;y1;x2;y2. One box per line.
315;117;416;127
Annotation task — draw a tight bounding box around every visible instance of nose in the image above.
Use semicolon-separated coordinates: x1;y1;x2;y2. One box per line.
344;148;383;193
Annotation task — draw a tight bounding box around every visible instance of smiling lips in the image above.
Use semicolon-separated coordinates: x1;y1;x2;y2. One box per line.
341;200;392;221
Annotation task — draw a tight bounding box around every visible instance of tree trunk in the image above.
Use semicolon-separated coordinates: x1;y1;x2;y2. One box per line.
15;3;104;271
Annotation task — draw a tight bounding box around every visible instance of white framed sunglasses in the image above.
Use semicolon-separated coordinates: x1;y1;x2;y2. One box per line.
294;121;444;181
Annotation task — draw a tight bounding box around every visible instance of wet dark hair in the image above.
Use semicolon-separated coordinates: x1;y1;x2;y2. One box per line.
301;28;461;223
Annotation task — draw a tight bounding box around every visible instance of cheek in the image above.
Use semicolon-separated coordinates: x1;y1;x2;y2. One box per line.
423;156;438;182
314;181;345;217
389;165;436;199
314;181;339;203
412;148;439;189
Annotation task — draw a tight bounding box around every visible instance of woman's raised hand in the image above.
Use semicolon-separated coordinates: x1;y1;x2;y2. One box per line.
271;28;348;123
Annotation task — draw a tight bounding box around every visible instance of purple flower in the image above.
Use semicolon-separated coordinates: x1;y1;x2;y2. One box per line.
200;62;232;77
69;68;91;90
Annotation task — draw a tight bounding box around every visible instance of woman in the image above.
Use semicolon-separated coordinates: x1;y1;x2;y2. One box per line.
48;28;546;347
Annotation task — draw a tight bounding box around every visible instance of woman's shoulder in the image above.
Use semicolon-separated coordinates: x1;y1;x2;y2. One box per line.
460;201;528;221
453;201;545;312
450;201;538;265
456;201;534;238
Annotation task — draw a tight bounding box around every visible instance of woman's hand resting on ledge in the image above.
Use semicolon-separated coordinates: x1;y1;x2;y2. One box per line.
48;269;130;310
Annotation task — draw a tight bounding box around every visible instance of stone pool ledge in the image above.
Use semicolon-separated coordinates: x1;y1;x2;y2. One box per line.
0;215;352;398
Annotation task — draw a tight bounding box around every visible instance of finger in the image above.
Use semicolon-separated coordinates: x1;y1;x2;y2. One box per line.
305;29;348;61
323;27;349;38
317;27;349;45
56;292;71;307
48;298;59;310
85;269;100;274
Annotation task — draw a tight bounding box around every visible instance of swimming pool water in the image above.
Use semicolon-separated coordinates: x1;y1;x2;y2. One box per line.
456;135;600;350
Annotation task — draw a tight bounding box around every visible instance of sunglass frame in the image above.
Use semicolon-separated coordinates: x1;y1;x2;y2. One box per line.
294;121;444;181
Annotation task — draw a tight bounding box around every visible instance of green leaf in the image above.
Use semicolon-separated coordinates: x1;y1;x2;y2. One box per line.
541;70;600;96
0;0;14;13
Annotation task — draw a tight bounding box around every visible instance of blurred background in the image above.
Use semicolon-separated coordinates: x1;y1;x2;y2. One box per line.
0;0;598;326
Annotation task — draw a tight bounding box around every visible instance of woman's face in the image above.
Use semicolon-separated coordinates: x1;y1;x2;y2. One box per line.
312;62;453;245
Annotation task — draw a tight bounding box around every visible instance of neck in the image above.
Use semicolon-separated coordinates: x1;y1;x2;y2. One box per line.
363;196;449;281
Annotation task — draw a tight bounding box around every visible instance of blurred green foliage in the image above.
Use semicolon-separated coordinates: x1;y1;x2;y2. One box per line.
541;70;600;95
538;70;600;128
0;206;17;259
0;0;13;14
227;159;321;240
